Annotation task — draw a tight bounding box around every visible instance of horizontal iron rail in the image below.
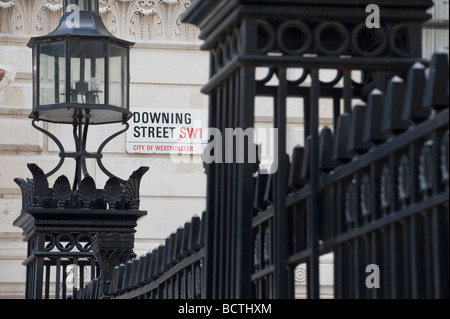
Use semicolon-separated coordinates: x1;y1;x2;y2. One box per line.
287;248;312;267
323;108;449;185
321;191;448;249
239;55;429;70
251;265;275;281
22;252;95;266
252;207;274;227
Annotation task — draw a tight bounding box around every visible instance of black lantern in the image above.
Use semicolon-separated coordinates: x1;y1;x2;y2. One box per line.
25;0;136;191
28;0;134;125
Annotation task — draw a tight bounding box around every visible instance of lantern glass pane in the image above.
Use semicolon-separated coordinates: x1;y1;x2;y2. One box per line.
109;44;128;109
39;41;66;106
69;40;105;105
33;49;37;109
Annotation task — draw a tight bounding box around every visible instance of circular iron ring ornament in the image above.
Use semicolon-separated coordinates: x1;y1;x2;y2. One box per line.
315;21;350;56
56;233;76;252
389;24;411;57
286;68;309;86
75;233;93;252
44;233;56;252
352;23;387;57
277;21;312;55
319;69;343;87
257;20;276;54
256;67;276;86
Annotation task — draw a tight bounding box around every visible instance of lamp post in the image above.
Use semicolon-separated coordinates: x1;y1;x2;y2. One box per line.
27;0;134;190
13;0;148;299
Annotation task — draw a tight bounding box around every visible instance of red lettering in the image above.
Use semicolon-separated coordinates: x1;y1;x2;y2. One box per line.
180;127;186;139
187;128;201;139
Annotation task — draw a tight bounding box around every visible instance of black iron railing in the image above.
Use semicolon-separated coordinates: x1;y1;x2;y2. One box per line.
17;0;449;300
78;214;205;299
250;52;448;299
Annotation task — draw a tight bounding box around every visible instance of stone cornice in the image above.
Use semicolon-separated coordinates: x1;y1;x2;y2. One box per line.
0;0;200;42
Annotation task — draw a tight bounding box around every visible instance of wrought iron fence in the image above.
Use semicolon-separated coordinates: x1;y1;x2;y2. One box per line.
251;51;449;299
78;213;205;299
82;50;448;299
19;0;449;300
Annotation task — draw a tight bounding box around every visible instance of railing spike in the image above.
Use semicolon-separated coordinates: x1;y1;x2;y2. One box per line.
300;136;312;181
254;169;269;213
137;255;147;287
156;244;165;276
148;247;159;280
198;211;205;249
182;220;192;257
348;102;372;155
189;214;203;251
116;263;126;294
174;226;184;262
381;75;410;135
91;278;99;299
333;113;353;163
423;51;449;111
363;89;386;145
122;260;134;292
403;62;430;123
263;174;273;205
163;234;174;271
319;126;336;171
288;145;305;188
110;265;120;295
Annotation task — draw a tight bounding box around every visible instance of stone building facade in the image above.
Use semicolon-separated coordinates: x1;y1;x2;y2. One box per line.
0;0;448;298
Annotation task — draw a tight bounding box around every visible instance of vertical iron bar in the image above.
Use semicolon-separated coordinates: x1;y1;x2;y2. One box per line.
343;69;352;113
431;132;444;298
218;80;225;298
370;231;377;299
91;258;96;280
62;264;67;299
307;68;320;299
55;258;61;299
231;69;239;298
353;238;359;298
34;233;45;299
274;67;288;299
204;89;217;299
73;258;79;299
213;85;222;298
45;263;50;299
423;212;432;298
333;96;341;131
225;76;232;299
303;96;310;145
390;223;397;298
235;63;256;298
334;245;341;299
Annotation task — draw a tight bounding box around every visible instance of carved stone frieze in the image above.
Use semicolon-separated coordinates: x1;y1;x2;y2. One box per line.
0;0;198;42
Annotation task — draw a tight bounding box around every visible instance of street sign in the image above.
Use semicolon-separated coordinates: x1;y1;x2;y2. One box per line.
126;108;208;154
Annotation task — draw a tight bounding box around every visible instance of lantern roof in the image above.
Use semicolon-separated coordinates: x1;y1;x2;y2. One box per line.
27;7;133;49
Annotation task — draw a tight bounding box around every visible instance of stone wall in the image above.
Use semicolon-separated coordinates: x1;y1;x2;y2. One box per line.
0;0;448;299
